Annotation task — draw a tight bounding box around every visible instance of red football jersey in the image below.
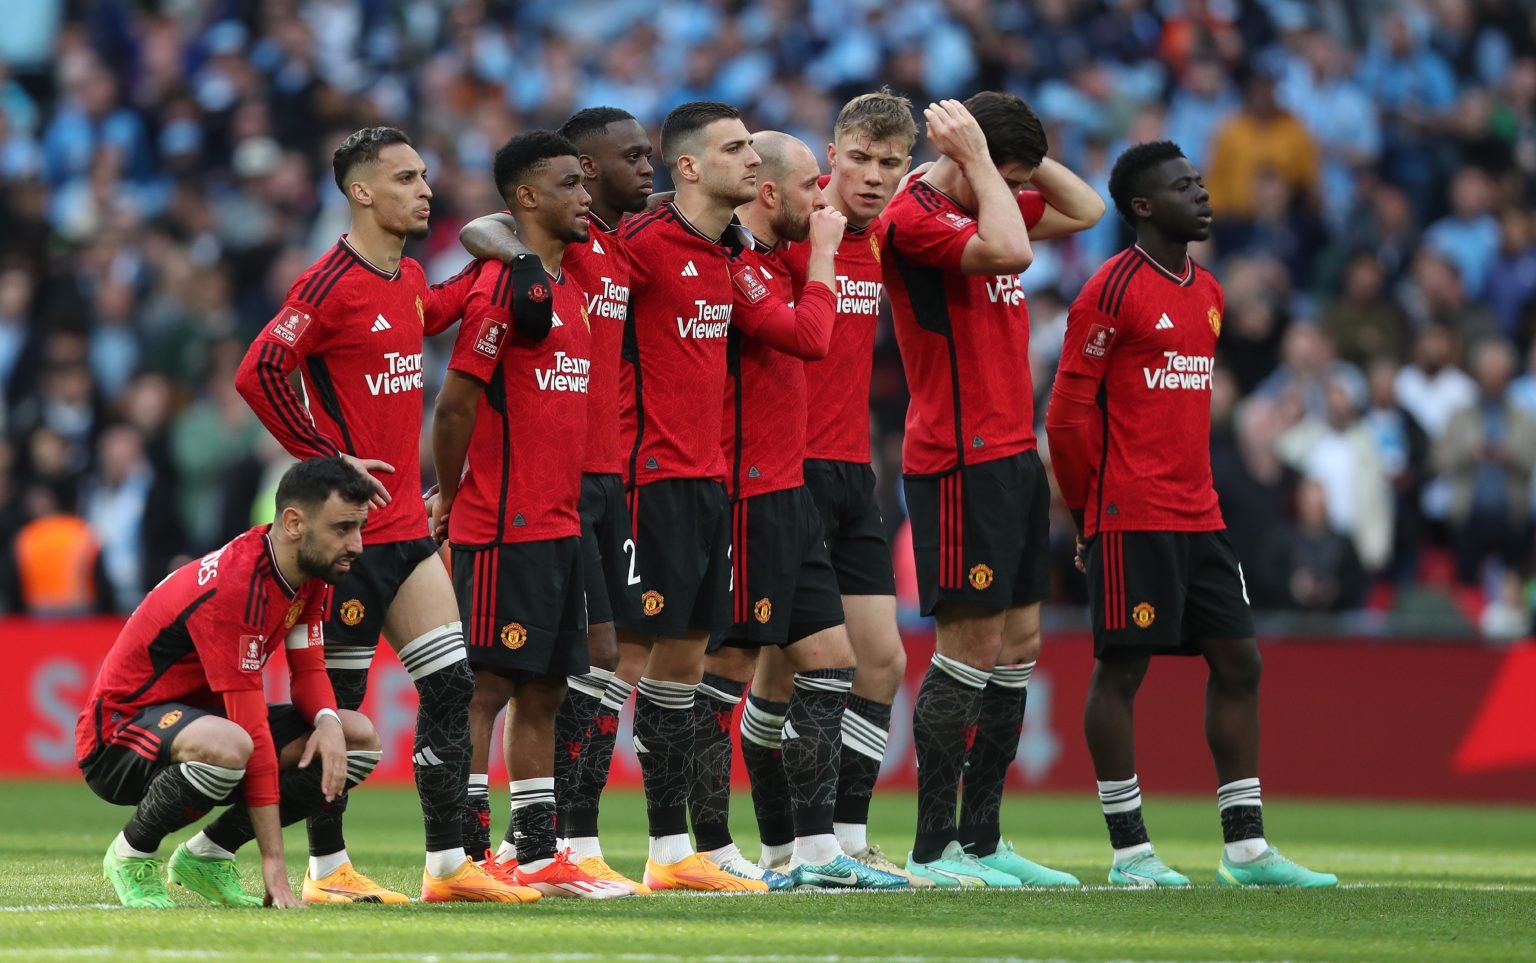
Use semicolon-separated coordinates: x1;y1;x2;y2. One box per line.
721;244;807;499
619;204;820;486
447;260;591;546
563;213;630;476
780;218;886;464
883;182;1046;475
1055;247;1226;536
76;526;332;804
236;237;469;544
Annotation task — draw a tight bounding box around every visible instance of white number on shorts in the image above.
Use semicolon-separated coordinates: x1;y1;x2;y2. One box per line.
623;538;641;586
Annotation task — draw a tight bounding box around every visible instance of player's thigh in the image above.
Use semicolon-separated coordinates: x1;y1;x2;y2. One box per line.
645;631;712;682
933;602;1007;669
842;593;904;676
382;545;460;649
168;711;254;768
83;703;219;805
998;600;1043;665
1087;530;1194;659
751;645;795;702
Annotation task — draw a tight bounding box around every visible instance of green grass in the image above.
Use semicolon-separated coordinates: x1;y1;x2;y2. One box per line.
2;781;1534;961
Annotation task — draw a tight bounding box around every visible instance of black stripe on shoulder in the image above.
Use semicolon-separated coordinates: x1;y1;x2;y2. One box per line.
299;247;349;303
244;553;269;629
908;183;941;213
431;260;478;291
310;259;357;308
1096;250;1139;316
1108;260;1144;317
622;207;669;241
493;262;516;310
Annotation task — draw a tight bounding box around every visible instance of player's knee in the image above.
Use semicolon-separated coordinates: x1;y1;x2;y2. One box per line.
338;709;380;751
1210;642;1262;693
587;622;619;672
205;725;254;769
521;676;568;718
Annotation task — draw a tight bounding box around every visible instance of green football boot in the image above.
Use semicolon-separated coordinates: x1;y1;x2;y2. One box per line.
167;843;263;906
905;841;1021;889
975;840;1081;887
103;842;174;908
1108;850;1191;888
1218;846;1338;888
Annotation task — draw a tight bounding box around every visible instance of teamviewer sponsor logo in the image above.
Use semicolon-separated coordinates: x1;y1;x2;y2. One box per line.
585;276;630;321
676;300;732;339
1144;351;1214;390
535;352;591;393
836;276;883;316
366;351;425;395
985;273;1026;306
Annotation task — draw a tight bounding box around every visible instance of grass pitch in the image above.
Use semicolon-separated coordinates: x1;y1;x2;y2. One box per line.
1;781;1533;962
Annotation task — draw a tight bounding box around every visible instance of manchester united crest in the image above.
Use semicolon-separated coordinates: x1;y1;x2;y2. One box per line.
753;598;773;624
339;598;366;627
1132;602;1156;629
157;710;183;730
869;234;881;264
642;590;665;616
415;294;425;327
501;623;528;649
283;600;305;630
528;282;550;303
968;563;995;590
1207;306;1222;337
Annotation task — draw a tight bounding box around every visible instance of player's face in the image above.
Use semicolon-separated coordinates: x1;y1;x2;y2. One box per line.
366;143;433;240
535;155;593;245
698;118;761;207
771;153;828;244
590;119;655;215
296;495;367;583
828;133;911;225
996;160;1037;195
1146;157;1213;243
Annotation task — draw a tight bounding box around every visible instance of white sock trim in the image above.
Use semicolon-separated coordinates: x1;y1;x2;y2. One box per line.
931;651;991;689
180;760;245;800
345;749;381;787
397;623;468;681
740;699;785;749
568;671;610;701
637;677;697;709
990;661;1035;689
467;773;490;795
601;677;635;711
1217;778;1262;811
509;777;555;810
1098;775;1143;814
324;643;376;671
840;708;889;762
698;681;745;705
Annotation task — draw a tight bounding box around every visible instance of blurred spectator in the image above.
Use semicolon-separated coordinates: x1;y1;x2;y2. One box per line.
1399;248;1498;348
1435;338;1536;586
1423;166;1501;299
1358;11;1459;216
9;483;107;616
1252;322;1363;421
1276;376;1395;574
79;423;179;610
1487;209;1536;345
1164;55;1237;169
1206;60;1319;224
1268;478;1367;613
1322;251;1405;365
1277;24;1381;226
1396;323;1478;441
1364;357;1432;584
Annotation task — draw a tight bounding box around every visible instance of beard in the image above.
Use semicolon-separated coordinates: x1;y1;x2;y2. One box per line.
773;205;812;243
297;534;354;584
405;222;431;240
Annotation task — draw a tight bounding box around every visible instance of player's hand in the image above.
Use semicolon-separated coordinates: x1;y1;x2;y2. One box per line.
1074;538;1088;574
340;454;393;509
299;713;347;802
262;859;305;910
924;100;989;169
808;207;848;252
431;493;453;544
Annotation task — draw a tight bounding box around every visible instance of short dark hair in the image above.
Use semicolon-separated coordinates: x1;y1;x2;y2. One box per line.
493;130;580;205
1108;140;1187;225
332;126;413;192
835;88;917;153
560;106;637;147
962;92;1048;170
275;457;376;514
661;101;740;169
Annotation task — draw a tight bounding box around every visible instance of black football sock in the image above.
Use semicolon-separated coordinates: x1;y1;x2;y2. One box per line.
911;653;989;863
400;628;475;854
567;676;631;841
740;694;794;853
305;663;369;857
959;661;1031;856
123;762;241;853
633;678;697;844
834;694;891;844
553;669;608;837
781;668;853;845
688;673;745;854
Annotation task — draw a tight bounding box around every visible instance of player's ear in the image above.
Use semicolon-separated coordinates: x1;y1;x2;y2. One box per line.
826;142;836;168
279;504;306;540
349;180;372;208
515;183;538;212
675;153;699;185
579;153;599;179
1131;196;1152;219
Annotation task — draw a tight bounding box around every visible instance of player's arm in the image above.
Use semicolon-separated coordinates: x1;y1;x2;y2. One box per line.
431;371;484;544
460;212;530;261
1026;158;1106;240
423;261;476;336
924;100;1033;276
234;304;392;508
222;688;301;908
1044;301;1115;539
286;591;345;802
458;216;553;334
732;208;844;359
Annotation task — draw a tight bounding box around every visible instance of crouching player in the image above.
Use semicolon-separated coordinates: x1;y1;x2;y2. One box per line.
77;457;386;908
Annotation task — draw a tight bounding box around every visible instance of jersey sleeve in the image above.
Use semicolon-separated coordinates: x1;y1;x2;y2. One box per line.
1046;292;1117;513
448;271;513;385
424;260;478;336
730;262;836;360
185;570;268;696
1018;190;1047;229
284;584;336;723
222;688;279;807
888;202;977;272
234;288;344;460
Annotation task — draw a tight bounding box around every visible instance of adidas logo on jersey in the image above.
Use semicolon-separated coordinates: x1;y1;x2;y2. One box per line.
1155;313;1174;330
371;313;392;332
681;261;699;277
592;237;604;255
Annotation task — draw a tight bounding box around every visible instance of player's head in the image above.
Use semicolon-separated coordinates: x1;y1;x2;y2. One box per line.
1108;140;1212;243
494;130;592;245
963;91;1048;190
750;131;825;243
560;106;654;217
829;88;916;225
332;127;432;239
273;457;373;583
661;101;760;207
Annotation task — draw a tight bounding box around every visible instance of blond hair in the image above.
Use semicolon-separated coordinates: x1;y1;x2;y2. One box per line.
834;88;917;154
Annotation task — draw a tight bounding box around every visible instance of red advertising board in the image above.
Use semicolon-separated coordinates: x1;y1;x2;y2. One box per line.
3;618;1532;803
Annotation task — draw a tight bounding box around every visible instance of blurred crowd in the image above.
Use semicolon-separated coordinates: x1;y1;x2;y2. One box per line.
2;0;1535;639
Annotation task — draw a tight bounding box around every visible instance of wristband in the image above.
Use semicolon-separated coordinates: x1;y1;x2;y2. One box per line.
314;708;341;727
